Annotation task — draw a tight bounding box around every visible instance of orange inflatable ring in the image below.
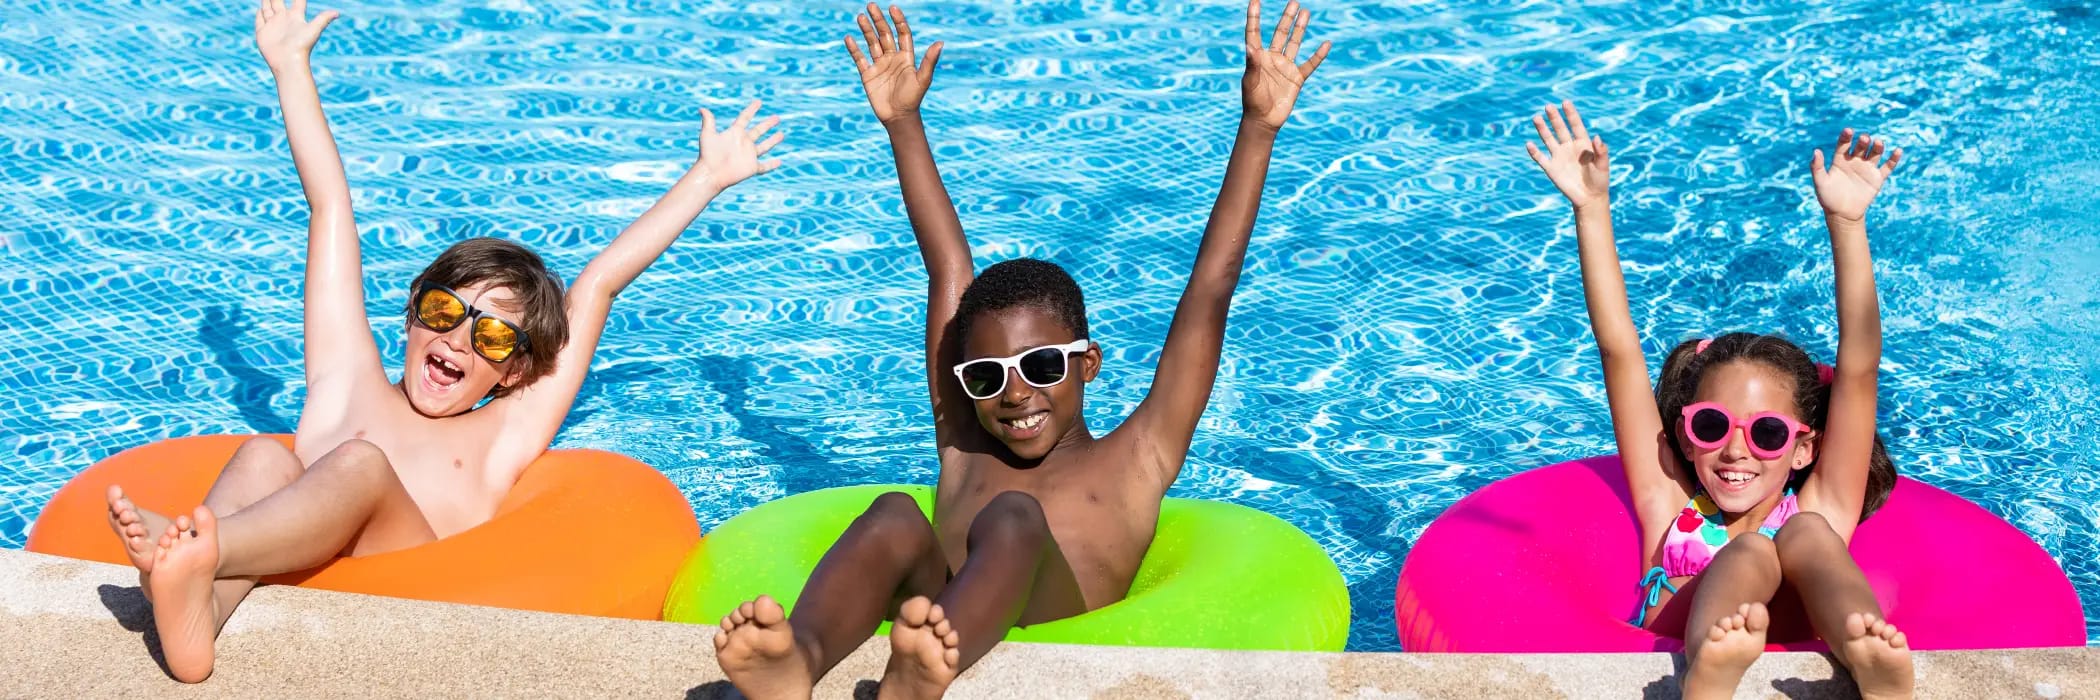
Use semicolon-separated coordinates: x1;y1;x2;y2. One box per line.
26;435;699;620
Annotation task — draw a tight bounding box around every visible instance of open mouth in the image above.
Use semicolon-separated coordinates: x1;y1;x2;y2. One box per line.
1715;468;1756;491
999;412;1049;440
422;353;466;391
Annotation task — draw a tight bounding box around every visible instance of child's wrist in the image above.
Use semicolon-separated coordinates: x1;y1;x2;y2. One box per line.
1573;196;1611;215
879;110;925;129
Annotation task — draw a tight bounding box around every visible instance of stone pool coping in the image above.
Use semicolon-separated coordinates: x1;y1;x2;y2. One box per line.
2;548;2091;698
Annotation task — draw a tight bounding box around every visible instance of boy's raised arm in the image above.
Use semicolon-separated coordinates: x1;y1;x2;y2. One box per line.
847;5;976;455
494;102;783;459
255;0;380;408
1128;0;1329;487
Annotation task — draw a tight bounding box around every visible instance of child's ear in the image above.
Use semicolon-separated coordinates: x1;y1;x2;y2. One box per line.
1080;343;1101;383
499;361;528;389
1791;431;1819;471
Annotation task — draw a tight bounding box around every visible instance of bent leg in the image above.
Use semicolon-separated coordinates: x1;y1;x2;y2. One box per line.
880;491;1087;700
210;438;436;577
1680;534;1781;700
1776;512;1912;700
716;491;946;700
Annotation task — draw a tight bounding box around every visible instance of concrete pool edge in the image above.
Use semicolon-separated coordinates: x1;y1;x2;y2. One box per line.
2;548;2091;698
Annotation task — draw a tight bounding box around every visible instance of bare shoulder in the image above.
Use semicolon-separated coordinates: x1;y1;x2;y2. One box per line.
1087;427;1179;500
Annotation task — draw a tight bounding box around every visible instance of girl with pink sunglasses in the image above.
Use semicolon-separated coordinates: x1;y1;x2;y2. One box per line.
1527;101;1912;700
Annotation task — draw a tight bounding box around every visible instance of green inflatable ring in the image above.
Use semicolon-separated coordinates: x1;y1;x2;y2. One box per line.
663;485;1349;651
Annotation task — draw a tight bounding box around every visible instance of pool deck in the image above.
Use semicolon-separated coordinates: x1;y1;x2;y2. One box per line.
2;549;2092;698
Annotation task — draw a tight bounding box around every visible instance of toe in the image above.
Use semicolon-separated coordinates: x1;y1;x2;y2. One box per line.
926;603;946;625
754;598;785;626
1844;612;1868;638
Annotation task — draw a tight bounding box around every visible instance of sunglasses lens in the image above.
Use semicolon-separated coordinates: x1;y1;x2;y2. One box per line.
958;361;1004;399
416;289;466;331
1017;348;1070;387
472;318;519;363
1750;416;1793;453
1689;408;1731;444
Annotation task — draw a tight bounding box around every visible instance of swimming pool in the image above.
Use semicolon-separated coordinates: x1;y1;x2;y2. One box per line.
1;0;2094;651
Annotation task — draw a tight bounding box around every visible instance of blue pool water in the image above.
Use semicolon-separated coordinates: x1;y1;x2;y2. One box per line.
2;0;2095;651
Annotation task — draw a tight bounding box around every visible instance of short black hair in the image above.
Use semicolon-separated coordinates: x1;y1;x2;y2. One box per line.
955;258;1088;343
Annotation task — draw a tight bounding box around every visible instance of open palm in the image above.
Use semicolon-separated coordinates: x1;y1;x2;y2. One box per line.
1525;101;1610;209
696;100;784;191
1242;0;1330;131
1812;129;1902;222
253;0;337;69
845;4;942;124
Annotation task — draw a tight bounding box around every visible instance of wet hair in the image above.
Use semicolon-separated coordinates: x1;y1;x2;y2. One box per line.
955;258;1089;343
406;238;568;397
1654;332;1897;519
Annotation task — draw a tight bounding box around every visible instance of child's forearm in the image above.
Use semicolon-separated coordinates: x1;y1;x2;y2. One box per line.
1826;215;1882;376
1184;119;1278;300
883;115;972;282
1574;201;1642;359
573;170;723;301
271;62;353;218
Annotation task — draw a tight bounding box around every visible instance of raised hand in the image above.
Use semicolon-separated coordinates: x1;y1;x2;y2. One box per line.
253;0;338;70
1812;129;1901;223
844;4;943;124
1526;101;1610;210
695;100;785;191
1241;0;1331;132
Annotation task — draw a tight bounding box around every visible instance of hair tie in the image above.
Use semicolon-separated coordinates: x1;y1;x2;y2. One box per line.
1695;338;1713;354
1816;363;1835;386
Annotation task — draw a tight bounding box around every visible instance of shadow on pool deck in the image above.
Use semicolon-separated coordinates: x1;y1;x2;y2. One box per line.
2;549;2091;697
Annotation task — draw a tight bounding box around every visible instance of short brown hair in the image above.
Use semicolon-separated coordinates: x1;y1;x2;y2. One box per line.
407;238;567;396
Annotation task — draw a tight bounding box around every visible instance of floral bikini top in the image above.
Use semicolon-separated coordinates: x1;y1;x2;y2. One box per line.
1631;488;1799;626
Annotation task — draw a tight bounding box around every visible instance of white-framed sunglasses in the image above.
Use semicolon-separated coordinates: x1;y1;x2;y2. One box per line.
950;339;1092;400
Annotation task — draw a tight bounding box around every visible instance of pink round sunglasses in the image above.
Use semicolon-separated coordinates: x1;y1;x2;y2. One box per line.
1679;401;1810;460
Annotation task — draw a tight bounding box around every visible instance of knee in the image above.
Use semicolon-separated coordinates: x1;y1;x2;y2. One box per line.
969;491;1050;547
1718;528;1779;562
861;491;936;548
227;438;299;482
865;489;940;533
321;439;395;482
1775;511;1836;552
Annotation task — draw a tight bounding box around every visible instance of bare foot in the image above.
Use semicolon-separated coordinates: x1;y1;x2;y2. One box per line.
105;485;173;597
1682;602;1769;700
878;596;960;700
714;595;814;700
146;507;222;683
1836;612;1914;700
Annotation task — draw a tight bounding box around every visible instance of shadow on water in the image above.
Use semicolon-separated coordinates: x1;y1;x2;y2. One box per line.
199;306;293;434
564;354;838;493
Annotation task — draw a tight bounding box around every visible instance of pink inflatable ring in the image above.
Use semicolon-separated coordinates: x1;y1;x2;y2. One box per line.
1395;456;2085;652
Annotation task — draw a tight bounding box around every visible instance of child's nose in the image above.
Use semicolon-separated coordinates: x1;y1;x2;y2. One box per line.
1001;367;1033;403
1719;426;1752;460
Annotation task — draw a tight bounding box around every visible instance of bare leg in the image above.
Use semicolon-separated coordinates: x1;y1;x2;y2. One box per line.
106;438;303;601
880;491;1087;700
717;492;948;700
1680;534;1781;700
1776;512;1913;700
144;439;436;682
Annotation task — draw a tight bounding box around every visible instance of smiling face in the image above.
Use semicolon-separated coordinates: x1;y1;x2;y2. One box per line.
959;306;1100;462
1678;360;1818;515
401;282;528;417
